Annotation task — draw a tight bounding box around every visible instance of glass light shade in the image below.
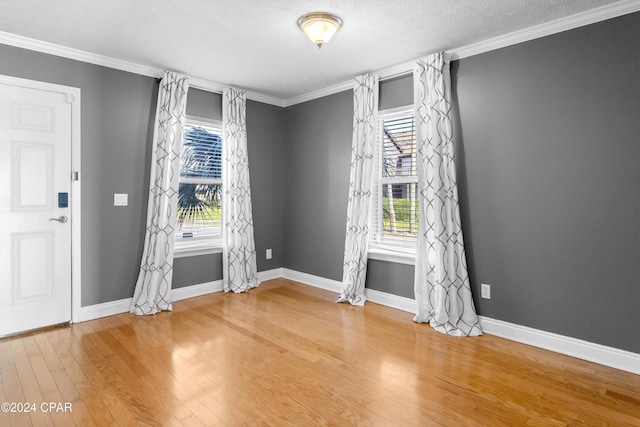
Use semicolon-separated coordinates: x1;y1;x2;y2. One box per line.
298;13;343;48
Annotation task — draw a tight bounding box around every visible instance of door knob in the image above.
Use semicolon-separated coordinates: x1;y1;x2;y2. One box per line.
49;215;68;223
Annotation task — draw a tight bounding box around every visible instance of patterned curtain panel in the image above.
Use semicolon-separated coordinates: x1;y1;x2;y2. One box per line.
338;74;379;306
131;71;189;315
222;88;260;293
413;53;482;336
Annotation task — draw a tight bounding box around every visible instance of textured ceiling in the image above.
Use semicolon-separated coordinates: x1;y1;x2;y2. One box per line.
0;0;626;100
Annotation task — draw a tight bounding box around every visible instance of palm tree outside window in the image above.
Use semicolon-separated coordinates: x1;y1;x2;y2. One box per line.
174;117;223;254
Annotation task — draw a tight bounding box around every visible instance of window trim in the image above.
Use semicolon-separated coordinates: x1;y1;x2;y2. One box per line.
369;104;417;262
173;115;224;257
368;245;415;265
173;246;223;259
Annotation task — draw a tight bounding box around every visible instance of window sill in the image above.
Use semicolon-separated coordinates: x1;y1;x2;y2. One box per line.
368;246;415;265
173;246;222;259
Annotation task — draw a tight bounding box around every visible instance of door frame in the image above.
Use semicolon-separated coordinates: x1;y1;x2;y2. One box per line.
0;74;81;324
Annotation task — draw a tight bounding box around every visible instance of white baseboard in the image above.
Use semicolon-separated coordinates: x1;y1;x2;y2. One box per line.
77;280;225;323
282;268;342;292
77;270;280;323
77;297;132;323
479;316;640;375
365;288;417;313
280;268;419;312
172;280;223;302
258;268;284;282
282;268;640;375
77;267;640;375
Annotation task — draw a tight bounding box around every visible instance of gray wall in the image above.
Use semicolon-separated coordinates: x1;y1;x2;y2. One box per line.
366;260;414;299
2;11;638;353
175;94;286;288
282;13;640;353
173;254;223;288
0;46;286;302
283;91;353;280
0;44;157;306
379;75;413;111
186;88;222;120
279;81;414;299
247;100;286;272
172;88;224;289
454;12;640;353
279;76;416;297
362;76;416;297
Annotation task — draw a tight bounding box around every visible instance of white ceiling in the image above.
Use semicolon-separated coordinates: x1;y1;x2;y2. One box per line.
0;0;630;101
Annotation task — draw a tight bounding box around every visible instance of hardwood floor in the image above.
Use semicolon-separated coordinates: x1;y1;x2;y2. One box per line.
1;278;639;426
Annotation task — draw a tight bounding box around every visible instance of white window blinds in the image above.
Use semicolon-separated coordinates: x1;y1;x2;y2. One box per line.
370;108;418;249
175;118;223;253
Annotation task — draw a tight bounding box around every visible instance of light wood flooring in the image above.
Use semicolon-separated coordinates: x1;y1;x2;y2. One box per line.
1;278;639;426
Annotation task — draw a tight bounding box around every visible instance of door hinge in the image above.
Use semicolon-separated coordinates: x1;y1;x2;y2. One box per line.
66;93;75;104
71;171;79;181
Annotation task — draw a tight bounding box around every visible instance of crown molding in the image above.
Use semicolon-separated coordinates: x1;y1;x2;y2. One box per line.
280;59;419;107
0;30;285;107
0;30;160;77
284;0;640;107
450;0;640;60
245;91;286;107
1;0;638;108
186;76;285;107
282;79;353;107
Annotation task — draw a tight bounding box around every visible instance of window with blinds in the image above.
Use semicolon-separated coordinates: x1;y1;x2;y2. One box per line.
174;117;223;253
370;108;418;250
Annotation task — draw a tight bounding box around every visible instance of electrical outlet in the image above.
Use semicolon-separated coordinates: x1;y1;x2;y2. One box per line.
266;248;272;260
481;283;491;299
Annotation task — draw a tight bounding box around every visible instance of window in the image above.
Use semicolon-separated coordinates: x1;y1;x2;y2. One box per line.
370;107;418;257
174;117;223;255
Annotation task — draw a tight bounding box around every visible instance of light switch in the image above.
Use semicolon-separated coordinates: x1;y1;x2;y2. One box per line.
114;193;128;206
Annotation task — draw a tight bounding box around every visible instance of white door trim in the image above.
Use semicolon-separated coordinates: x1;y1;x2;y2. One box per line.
0;74;81;324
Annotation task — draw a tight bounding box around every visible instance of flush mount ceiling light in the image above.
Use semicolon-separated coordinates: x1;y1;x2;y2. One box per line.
297;12;343;49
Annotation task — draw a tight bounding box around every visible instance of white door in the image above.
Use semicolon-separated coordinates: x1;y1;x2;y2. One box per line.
0;80;73;336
